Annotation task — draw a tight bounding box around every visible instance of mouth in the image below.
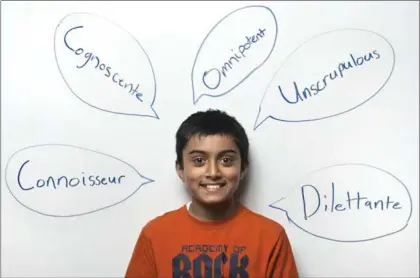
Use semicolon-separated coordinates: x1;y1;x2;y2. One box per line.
199;182;227;192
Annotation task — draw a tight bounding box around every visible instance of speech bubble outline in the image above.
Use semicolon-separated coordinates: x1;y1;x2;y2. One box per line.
4;143;155;218
54;12;159;119
254;28;396;130
269;163;412;243
191;5;278;104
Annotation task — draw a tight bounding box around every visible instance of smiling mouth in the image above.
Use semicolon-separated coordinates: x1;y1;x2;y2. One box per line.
200;183;226;191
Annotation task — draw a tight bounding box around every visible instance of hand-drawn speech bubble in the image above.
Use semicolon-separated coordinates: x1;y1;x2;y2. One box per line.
191;5;278;104
269;163;412;243
54;13;158;119
254;29;395;130
4;144;154;217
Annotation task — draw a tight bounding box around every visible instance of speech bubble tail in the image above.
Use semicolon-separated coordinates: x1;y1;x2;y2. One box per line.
193;92;197;105
134;105;159;119
254;107;271;130
149;105;159;120
268;197;286;211
269;197;293;223
193;91;205;105
285;212;293;224
139;174;155;186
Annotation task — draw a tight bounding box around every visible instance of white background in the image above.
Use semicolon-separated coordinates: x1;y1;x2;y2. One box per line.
2;1;419;277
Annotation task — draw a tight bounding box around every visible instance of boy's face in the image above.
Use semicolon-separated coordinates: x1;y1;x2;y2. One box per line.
176;134;248;206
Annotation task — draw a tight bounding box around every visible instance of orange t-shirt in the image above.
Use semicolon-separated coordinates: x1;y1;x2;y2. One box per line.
125;203;298;278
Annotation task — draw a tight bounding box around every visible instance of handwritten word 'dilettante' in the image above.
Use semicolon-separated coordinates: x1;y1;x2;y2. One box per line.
202;28;267;90
301;182;402;220
64;26;144;102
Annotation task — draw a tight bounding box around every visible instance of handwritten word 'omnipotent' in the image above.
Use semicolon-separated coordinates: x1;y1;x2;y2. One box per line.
64;26;143;102
202;28;267;90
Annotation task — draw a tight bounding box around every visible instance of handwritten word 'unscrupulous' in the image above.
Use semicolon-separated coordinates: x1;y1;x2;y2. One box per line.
64;26;143;102
279;50;381;104
202;28;267;90
302;182;402;220
17;160;126;191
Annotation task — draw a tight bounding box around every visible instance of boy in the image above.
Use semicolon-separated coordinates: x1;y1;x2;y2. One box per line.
125;109;299;278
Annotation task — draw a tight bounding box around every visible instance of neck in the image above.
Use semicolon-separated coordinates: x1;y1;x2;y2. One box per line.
188;199;240;222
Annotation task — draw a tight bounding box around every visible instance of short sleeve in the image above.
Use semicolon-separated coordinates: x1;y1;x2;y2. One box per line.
266;228;299;278
125;228;158;278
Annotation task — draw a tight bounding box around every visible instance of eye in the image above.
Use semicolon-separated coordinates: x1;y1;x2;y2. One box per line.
220;156;233;165
192;157;205;166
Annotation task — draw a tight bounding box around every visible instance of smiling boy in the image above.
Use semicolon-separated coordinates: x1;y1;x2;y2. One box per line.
125;109;298;278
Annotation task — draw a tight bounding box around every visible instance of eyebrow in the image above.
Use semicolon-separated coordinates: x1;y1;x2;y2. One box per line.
188;149;238;155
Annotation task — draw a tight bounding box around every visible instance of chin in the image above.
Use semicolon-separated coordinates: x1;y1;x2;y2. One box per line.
196;196;232;206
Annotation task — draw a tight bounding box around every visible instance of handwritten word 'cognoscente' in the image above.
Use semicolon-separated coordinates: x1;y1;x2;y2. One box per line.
64;26;143;102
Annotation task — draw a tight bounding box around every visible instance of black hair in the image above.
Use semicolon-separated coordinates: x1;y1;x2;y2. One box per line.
175;109;249;169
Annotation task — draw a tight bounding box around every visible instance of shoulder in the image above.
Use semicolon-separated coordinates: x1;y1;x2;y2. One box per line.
241;205;287;238
141;205;186;236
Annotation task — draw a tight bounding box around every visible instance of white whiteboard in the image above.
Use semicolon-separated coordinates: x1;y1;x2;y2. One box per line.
1;1;419;277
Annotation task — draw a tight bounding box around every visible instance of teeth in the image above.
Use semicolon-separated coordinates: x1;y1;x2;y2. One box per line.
202;184;223;190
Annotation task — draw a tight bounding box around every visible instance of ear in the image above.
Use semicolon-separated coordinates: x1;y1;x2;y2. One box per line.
240;163;249;180
175;160;184;181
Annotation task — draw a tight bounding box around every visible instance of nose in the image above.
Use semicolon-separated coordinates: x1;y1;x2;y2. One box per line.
206;160;221;179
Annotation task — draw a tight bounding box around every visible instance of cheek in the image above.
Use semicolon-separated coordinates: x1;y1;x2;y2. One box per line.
222;168;242;182
183;167;205;185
